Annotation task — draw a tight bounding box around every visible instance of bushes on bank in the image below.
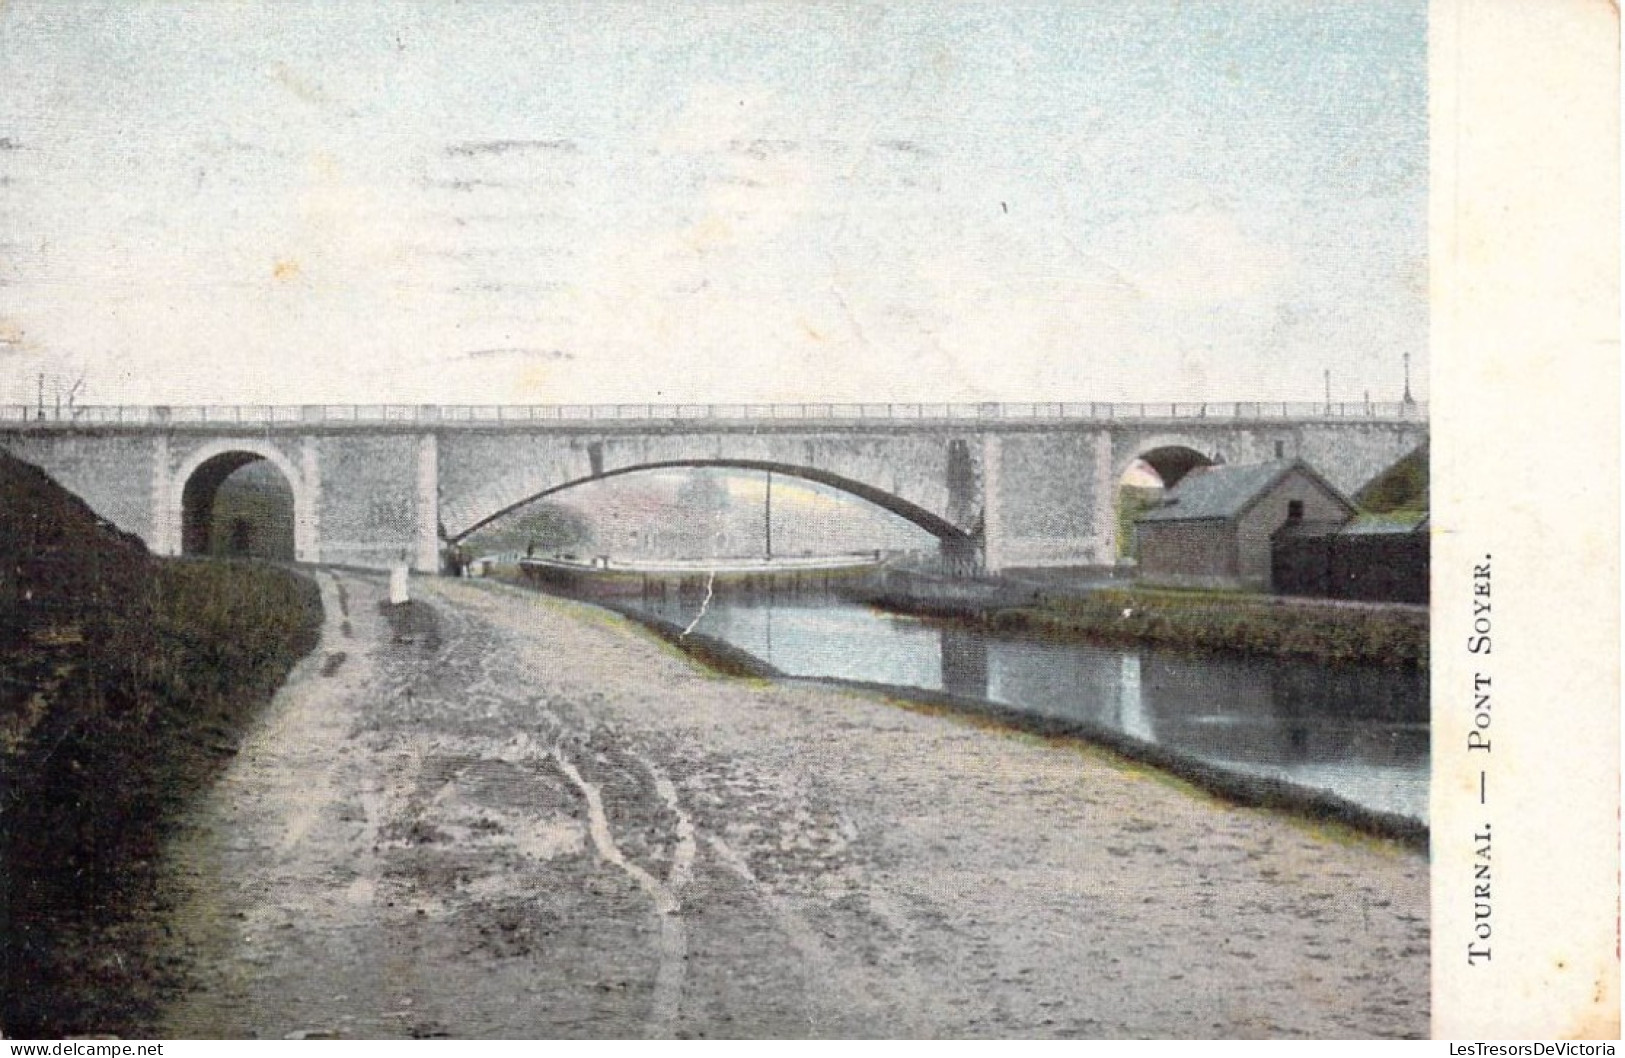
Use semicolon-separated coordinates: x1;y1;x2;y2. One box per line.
1;451;323;1037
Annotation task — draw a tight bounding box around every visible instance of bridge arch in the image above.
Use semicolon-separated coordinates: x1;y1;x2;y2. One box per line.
1111;437;1220;563
449;459;977;566
1113;435;1223;490
171;439;316;561
452;459;972;543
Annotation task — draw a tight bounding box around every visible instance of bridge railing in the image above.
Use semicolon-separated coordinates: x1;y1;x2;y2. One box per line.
0;400;1428;428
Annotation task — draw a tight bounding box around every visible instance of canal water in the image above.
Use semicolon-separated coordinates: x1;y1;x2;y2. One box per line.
625;592;1429;824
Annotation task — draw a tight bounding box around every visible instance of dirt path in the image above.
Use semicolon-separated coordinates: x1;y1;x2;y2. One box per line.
154;572;1428;1039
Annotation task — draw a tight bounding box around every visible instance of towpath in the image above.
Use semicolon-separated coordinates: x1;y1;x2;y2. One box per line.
154;571;1428;1039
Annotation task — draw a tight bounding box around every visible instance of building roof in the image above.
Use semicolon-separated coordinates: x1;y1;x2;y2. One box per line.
1272;518;1352;540
1135;459;1355;525
1339;510;1430;535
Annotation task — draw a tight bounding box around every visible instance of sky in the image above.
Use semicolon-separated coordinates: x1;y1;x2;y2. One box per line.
0;0;1428;407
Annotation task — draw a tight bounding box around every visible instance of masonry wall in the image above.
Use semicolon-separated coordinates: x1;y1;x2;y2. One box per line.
1136;520;1237;588
1109;421;1428;497
2;417;1427;577
1293;423;1425;495
987;430;1111;569
0;433;161;544
313;434;421;568
1233;471;1353;587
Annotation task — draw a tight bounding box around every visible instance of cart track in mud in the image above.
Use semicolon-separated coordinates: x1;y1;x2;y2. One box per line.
151;572;1428;1039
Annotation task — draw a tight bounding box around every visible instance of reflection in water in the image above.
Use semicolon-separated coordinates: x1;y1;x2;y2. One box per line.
1119;655;1153;743
939;626;988;698
630;593;1428;823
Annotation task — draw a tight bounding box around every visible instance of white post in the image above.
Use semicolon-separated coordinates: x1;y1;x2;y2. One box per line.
389;564;410;604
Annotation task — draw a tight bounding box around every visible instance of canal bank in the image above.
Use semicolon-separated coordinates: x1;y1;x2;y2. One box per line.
794;674;1427;851
495;572;1428;849
149;572;1421;1038
861;568;1429;671
0;510;1429;1038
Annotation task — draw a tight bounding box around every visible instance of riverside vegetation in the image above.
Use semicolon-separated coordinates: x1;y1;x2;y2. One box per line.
990;587;1428;671
866;575;1427;671
0;451;322;1037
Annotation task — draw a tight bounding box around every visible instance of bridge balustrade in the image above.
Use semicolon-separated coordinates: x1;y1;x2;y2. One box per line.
0;399;1427;428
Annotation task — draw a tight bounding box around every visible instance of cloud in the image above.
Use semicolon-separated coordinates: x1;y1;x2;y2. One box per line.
0;5;1424;405
446;139;578;157
422;178;508;193
726;139;800;160
194;133;258;157
657;84;788;156
462;347;573;361
267;61;352;115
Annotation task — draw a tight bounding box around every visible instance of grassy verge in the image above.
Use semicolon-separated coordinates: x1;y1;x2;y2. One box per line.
873;582;1427;670
1014;587;1427;669
0;558;322;1038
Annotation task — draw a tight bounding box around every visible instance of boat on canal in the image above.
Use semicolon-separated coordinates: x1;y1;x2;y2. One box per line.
514;551;891;597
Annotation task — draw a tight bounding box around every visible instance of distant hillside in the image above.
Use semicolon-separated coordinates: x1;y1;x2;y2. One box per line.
1356;445;1428;513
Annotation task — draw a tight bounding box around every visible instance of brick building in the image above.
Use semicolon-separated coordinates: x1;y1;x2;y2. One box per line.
1133;460;1357;591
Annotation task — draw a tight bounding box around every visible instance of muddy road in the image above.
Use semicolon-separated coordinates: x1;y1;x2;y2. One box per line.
153;572;1428;1039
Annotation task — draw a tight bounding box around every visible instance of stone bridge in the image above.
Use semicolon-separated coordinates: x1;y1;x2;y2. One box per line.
0;402;1427;573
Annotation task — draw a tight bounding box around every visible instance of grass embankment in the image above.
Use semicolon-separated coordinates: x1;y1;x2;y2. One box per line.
1006;587;1426;669
876;581;1427;670
0;452;322;1038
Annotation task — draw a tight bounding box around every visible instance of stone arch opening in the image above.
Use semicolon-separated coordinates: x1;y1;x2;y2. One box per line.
451;460;971;567
1116;445;1216;562
178;449;298;560
1135;445;1216;490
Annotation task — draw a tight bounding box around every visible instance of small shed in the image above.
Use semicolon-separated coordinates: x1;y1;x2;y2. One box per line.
1134;460;1357;591
1269;517;1353;598
1274;511;1429;604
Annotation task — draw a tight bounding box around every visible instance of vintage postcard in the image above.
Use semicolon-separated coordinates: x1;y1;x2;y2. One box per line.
0;0;1615;1043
